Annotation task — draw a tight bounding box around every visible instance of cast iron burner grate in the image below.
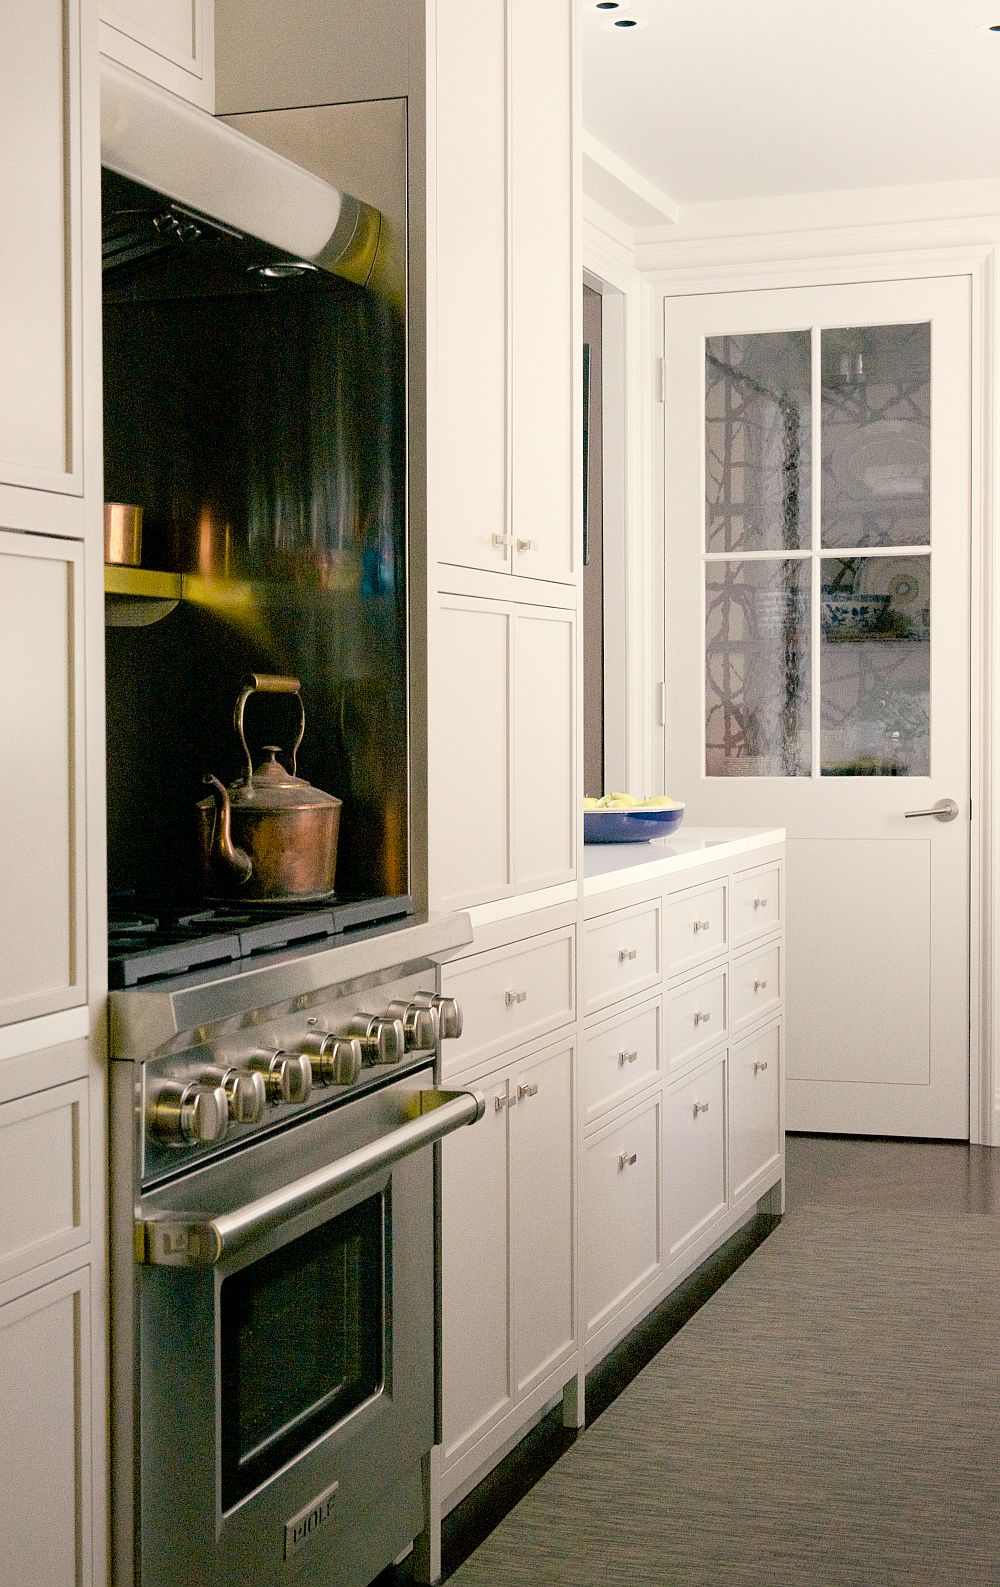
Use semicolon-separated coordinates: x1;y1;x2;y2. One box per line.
108;894;414;988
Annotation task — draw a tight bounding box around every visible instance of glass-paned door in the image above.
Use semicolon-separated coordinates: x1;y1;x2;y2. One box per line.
664;276;972;1140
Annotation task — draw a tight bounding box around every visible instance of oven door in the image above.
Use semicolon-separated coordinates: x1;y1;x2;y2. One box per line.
134;1076;480;1587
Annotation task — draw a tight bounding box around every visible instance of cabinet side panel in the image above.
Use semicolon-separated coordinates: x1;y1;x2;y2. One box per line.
513;609;576;890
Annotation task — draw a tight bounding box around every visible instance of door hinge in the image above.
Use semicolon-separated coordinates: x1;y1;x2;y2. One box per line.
657;681;666;727
657;357;667;404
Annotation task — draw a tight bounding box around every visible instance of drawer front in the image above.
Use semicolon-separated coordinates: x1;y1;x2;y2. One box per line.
665;966;728;1077
582;999;661;1125
582;1094;660;1336
731;940;782;1033
441;927;575;1077
583;900;661;1017
663;1055;727;1262
664;879;727;979
0;1080;89;1288
732;862;782;948
729;1022;782;1202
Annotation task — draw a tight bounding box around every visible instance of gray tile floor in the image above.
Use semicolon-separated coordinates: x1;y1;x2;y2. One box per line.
785;1131;1000;1215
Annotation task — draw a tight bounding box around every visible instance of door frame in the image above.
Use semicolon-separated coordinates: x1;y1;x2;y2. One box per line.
647;245;995;1146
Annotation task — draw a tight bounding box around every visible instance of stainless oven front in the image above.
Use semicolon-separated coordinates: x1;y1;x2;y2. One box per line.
132;1065;477;1587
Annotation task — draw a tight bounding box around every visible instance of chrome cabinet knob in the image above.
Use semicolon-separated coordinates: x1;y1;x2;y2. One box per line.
245;1049;312;1105
149;1081;229;1146
201;1065;267;1124
346;1013;406;1065
308;1035;364;1087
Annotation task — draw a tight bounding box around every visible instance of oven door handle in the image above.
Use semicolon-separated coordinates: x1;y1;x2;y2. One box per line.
136;1087;486;1268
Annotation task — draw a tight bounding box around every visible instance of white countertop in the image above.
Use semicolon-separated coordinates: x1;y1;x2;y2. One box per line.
583;826;785;896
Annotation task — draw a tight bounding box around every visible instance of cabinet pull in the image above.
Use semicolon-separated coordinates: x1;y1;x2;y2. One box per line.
491;532;512;549
753;896;768;911
754;978;768;992
753;1059;769;1076
517;1082;539;1100
618;1151;637;1169
692;1101;709;1118
693;919;710;934
505;989;528;1006
693;1010;711;1026
516;537;537;553
618;1049;639;1066
494;1093;515;1112
618;947;637;962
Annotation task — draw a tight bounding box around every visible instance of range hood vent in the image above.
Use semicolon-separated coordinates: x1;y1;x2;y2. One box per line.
100;59;382;287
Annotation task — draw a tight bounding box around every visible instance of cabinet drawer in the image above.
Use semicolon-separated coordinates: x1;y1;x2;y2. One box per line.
441;927;575;1077
732;861;782;948
582;999;661;1126
665;966;728;1077
0;1080;89;1288
731;940;782;1033
583;1094;660;1337
664;878;727;979
583;900;661;1017
729;1022;782;1202
663;1054;727;1262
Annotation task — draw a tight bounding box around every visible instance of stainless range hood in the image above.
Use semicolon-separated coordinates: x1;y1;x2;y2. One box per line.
100;59;382;287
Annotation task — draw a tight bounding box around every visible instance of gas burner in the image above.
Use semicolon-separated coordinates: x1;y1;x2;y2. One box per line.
108;893;414;988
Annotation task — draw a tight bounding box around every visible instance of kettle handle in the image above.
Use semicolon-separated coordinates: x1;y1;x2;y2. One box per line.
233;674;306;783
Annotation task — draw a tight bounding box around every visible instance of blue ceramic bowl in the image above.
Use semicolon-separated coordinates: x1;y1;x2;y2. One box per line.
584;804;686;844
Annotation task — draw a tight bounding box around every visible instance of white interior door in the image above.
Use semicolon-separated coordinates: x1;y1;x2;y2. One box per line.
662;276;972;1139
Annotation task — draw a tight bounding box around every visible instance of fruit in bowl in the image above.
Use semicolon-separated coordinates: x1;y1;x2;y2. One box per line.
583;792;686;844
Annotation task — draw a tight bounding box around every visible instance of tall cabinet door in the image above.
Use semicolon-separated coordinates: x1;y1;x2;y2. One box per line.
512;606;576;891
508;0;575;584
432;0;508;574
510;1040;575;1398
0;0;83;495
0;532;87;1024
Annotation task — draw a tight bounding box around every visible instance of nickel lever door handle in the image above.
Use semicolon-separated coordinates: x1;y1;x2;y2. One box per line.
904;798;959;823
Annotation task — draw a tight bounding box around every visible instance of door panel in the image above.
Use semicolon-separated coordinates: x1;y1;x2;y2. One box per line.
663;275;971;1138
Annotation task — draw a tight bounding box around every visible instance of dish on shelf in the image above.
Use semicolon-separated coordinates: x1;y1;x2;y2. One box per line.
584;803;686;844
829;420;929;501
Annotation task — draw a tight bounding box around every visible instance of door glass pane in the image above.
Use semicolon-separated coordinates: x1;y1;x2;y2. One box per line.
821;324;930;549
820;555;930;776
706;559;811;776
705;332;811;552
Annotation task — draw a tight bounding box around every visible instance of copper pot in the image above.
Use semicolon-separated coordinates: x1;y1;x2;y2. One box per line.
196;675;341;903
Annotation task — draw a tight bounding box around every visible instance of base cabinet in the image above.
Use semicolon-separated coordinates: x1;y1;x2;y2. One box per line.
582;1093;660;1337
729;1021;782;1202
0;1265;94;1587
440;1036;575;1485
663;1051;728;1263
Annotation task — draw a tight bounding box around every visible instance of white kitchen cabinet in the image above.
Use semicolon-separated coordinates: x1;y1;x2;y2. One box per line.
581;995;661;1126
431;0;575;586
0;1266;95;1587
582;1092;660;1339
440;1035;576;1493
0;0;84;498
430;595;576;909
729;1020;783;1204
0;531;87;1027
665;962;729;1079
583;894;662;1018
0;1078;90;1289
100;0;215;108
440;924;576;1082
663;1049;728;1265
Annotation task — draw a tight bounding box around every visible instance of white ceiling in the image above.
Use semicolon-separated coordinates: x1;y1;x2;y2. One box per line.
581;0;1000;212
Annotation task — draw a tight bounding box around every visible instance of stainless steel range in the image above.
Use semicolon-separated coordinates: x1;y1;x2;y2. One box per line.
108;909;479;1587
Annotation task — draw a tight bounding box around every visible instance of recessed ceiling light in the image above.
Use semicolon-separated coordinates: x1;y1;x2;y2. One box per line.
595;2;620;8
615;16;639;24
603;14;646;29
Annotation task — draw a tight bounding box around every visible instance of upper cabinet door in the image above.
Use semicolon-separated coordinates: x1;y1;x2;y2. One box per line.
0;0;83;496
432;0;509;576
0;531;87;1026
508;0;575;585
100;0;215;109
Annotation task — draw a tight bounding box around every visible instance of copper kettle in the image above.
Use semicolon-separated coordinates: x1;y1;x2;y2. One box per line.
197;675;342;903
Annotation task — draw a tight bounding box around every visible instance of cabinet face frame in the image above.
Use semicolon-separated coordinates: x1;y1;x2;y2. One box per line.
0;531;87;1026
100;0;214;107
0;0;84;496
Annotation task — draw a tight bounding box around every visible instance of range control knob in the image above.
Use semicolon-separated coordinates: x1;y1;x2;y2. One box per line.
148;1081;229;1147
346;1013;406;1065
411;991;464;1041
385;998;439;1053
297;1033;364;1087
201;1065;267;1125
245;1049;313;1105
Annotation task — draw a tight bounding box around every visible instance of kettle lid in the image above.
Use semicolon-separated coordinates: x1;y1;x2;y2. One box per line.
231;746;341;811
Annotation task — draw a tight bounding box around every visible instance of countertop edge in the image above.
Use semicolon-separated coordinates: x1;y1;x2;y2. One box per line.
582;826;786;896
